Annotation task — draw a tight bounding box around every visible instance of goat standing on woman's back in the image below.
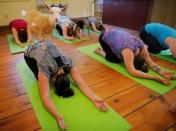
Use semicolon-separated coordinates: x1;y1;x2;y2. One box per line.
23;3;67;49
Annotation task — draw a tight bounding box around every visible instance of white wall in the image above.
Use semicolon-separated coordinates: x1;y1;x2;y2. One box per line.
66;0;93;18
0;0;36;26
0;0;94;26
36;0;94;18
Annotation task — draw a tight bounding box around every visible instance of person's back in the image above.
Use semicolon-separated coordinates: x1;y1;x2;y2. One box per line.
103;28;144;59
140;23;176;57
57;15;73;28
103;28;136;45
25;40;74;79
87;16;97;24
56;15;78;39
9;19;27;31
145;23;176;48
9;19;28;47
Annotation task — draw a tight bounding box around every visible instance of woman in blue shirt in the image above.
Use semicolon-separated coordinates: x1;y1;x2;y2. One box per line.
139;23;176;58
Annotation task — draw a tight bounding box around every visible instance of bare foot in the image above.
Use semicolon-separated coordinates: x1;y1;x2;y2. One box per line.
94;47;106;57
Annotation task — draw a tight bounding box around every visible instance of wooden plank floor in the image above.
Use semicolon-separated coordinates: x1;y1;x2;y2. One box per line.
0;26;175;131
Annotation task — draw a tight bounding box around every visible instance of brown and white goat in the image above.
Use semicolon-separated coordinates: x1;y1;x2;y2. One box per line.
24;3;67;49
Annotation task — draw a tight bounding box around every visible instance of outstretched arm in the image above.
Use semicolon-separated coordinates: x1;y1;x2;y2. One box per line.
165;37;176;58
122;48;169;84
90;23;101;33
27;25;32;44
11;27;24;47
62;25;75;40
38;72;66;130
75;29;83;40
70;66;108;112
141;46;176;80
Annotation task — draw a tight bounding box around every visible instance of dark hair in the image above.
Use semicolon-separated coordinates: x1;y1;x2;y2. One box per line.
96;22;105;31
54;74;74;97
67;24;77;37
18;28;27;43
134;54;148;73
76;20;84;30
56;24;63;35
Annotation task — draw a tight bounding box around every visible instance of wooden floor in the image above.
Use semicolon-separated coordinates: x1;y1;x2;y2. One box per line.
0;26;176;131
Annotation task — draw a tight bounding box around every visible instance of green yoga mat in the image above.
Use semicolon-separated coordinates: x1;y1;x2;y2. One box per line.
77;43;176;95
53;29;90;44
85;29;101;36
7;34;28;54
153;49;176;63
16;62;131;131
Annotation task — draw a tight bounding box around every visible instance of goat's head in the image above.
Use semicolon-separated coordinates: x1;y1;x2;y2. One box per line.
45;3;67;22
51;7;62;18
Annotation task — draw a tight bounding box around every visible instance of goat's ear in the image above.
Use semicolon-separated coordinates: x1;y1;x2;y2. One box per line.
44;2;51;11
61;4;68;11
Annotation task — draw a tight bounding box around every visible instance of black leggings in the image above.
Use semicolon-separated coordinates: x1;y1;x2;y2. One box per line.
24;55;38;80
99;32;122;63
24;55;70;80
139;26;163;54
56;24;63;36
56;24;75;37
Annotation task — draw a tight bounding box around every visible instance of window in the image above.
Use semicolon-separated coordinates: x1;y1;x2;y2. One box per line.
94;0;103;20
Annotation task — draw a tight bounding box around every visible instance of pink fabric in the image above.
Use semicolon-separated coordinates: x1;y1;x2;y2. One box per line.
9;19;27;31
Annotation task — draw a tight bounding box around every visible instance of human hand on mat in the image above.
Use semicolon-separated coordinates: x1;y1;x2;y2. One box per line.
56;116;67;130
93;98;108;112
155;76;170;85
69;36;76;40
19;43;25;48
160;71;176;80
27;38;32;45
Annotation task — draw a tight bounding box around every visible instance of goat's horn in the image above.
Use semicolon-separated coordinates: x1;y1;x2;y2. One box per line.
61;4;68;11
44;2;51;10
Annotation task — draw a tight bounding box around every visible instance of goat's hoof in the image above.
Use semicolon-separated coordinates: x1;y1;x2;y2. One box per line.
42;44;47;50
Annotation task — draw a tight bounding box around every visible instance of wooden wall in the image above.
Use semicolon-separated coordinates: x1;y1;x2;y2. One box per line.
102;0;152;30
150;0;176;27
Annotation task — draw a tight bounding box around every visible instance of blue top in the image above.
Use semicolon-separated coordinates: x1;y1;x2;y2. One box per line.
103;28;144;60
57;15;75;28
88;17;97;24
145;23;176;48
